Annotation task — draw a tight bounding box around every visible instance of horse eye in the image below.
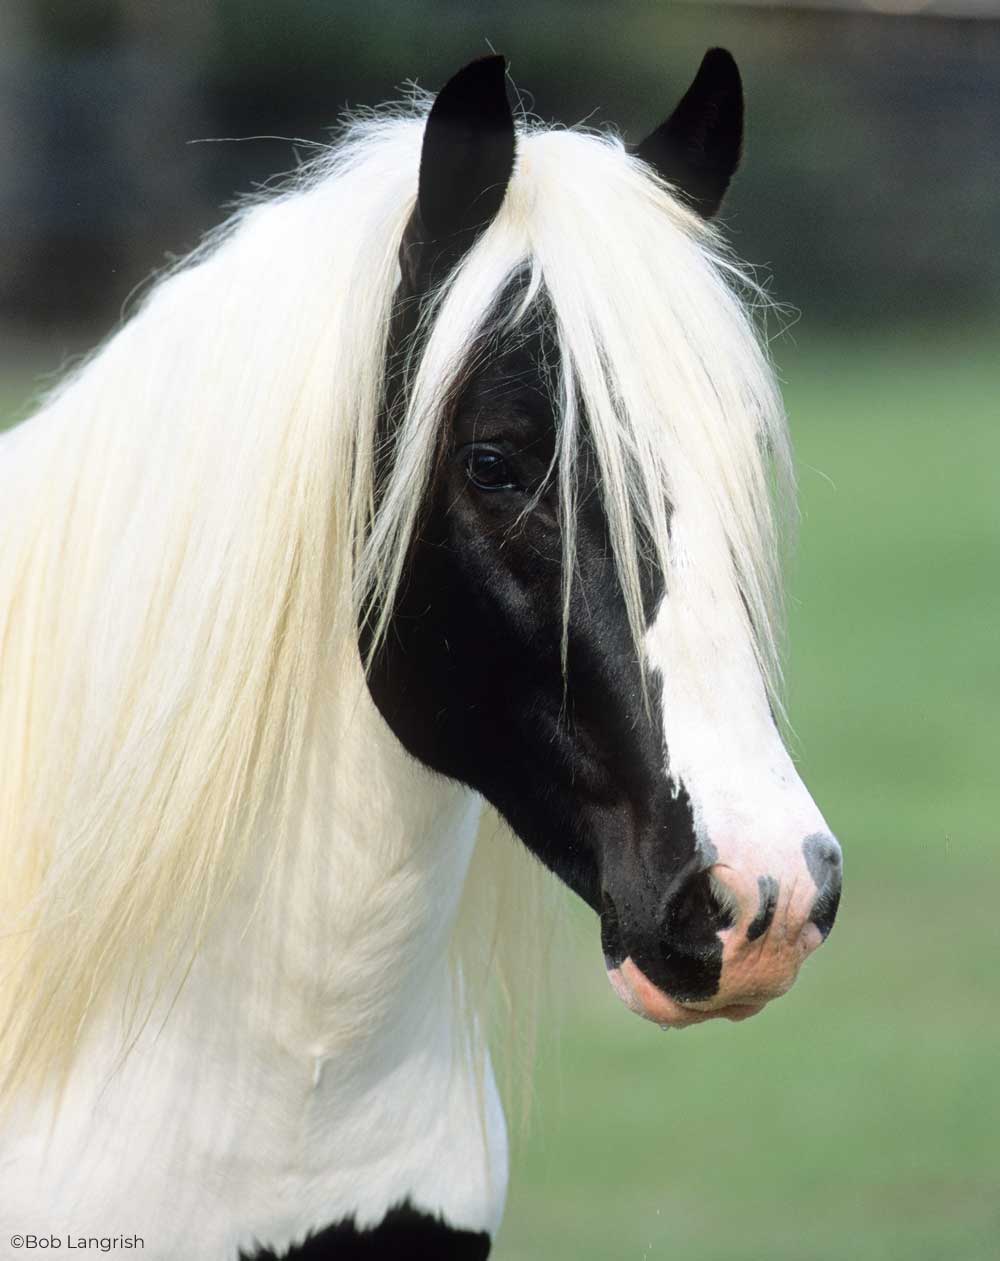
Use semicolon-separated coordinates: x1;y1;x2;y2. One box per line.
462;445;518;492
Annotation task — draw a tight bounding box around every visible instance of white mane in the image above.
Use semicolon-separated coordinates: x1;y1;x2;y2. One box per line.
0;104;791;1105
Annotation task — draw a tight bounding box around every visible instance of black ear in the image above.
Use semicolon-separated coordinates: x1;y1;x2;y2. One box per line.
402;55;516;288
635;48;743;220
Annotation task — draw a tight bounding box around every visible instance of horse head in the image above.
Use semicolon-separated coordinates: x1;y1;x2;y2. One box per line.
363;54;841;1029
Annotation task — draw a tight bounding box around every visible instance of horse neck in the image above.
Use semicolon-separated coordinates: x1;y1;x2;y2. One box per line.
199;666;484;1062
7;673;508;1250
148;669;504;1238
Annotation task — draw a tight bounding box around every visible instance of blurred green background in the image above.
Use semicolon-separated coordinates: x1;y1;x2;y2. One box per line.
1;2;997;1258
499;330;1000;1261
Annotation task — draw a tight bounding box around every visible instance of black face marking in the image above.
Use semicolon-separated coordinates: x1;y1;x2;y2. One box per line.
364;275;734;1001
367;304;656;907
746;874;780;943
802;833;843;940
239;1200;490;1260
599;784;731;1002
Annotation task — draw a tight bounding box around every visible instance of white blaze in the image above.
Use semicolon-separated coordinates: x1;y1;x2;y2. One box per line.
645;491;832;884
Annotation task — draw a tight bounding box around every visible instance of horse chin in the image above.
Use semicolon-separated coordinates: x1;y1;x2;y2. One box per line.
606;957;768;1029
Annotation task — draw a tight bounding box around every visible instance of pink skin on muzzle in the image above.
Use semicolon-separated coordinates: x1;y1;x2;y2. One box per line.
607;959;767;1027
606;869;826;1029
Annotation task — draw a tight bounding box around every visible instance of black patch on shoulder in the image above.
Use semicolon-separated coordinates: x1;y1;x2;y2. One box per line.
746;874;779;942
240;1200;491;1261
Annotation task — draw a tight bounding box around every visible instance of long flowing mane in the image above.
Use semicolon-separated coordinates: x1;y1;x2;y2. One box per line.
0;101;791;1106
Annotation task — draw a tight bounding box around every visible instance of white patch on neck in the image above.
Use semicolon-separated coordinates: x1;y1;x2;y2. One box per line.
0;679;508;1258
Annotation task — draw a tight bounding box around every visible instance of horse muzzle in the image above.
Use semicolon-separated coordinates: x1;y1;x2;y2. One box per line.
601;832;842;1028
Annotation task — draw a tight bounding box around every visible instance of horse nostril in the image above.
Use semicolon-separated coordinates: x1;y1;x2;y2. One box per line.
803;832;842;875
746;874;779;942
802;833;843;939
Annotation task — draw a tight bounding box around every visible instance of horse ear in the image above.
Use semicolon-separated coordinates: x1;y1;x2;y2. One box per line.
634;48;743;220
404;55;516;286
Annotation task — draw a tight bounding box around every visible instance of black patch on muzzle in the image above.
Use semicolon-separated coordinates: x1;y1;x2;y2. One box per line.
746;874;779;943
602;784;730;1003
803;832;842;940
600;891;626;970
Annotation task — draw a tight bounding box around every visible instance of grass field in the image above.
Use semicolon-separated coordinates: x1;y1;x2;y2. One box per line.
3;330;997;1259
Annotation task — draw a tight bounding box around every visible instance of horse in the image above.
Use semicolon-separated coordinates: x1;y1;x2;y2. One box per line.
0;51;842;1259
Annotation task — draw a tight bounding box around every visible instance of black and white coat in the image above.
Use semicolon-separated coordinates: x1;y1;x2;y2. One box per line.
0;54;840;1259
